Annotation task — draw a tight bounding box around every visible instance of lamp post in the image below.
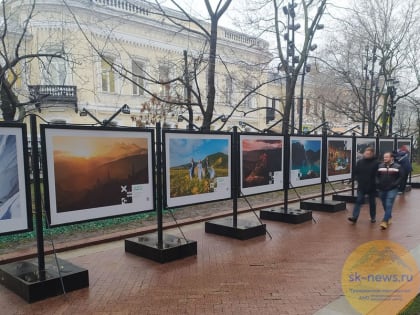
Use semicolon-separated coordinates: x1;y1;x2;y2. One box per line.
367;45;377;136
283;0;300;135
387;78;398;136
298;41;321;134
362;45;369;136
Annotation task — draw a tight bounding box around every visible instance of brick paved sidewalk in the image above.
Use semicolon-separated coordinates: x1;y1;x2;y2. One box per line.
1;191;420;315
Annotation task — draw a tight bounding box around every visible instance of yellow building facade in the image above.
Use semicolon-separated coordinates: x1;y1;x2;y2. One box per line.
4;0;285;130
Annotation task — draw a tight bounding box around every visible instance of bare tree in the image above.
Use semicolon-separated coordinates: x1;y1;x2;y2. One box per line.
0;0;67;121
234;0;327;134
319;0;420;136
65;0;265;130
155;0;268;130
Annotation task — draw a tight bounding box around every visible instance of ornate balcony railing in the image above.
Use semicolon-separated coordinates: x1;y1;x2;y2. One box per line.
28;85;78;111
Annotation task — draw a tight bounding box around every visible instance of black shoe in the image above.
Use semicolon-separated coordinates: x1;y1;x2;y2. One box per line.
370;219;376;223
348;217;357;223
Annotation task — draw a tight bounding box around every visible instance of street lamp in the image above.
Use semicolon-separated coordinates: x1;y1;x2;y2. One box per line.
386;78;398;136
238;121;263;133
80;107;102;125
283;0;299;134
298;43;318;134
303;121;329;135
81;104;130;126
103;104;130;126
367;45;377;136
177;115;200;130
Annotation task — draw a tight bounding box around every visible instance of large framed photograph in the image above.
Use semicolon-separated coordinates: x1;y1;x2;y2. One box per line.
378;139;394;160
327;137;352;181
42;125;154;227
0;123;32;236
356;137;376;162
290;136;322;188
164;131;231;208
240;134;284;196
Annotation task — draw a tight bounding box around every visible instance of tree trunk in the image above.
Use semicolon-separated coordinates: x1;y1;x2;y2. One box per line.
0;79;18;121
202;17;218;131
282;74;298;134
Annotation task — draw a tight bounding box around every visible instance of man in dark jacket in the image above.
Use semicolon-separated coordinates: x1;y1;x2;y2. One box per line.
348;147;378;224
395;145;412;194
376;152;404;230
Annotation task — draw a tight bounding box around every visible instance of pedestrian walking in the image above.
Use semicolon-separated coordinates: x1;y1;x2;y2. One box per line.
376;152;404;230
395;145;412;194
348;147;378;224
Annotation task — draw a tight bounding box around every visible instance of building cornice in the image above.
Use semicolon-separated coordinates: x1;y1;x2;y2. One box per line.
23;0;270;60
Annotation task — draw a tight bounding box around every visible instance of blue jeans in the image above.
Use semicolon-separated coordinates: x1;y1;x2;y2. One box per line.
378;188;398;222
352;190;376;220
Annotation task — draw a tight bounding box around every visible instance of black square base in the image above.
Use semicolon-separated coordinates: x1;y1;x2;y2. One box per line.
0;257;89;303
332;193;358;203
260;207;312;224
300;199;346;212
125;233;197;263
405;185;412;192
205;217;266;240
411;182;420;189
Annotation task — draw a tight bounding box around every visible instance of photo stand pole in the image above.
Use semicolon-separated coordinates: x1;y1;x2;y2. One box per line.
125;123;197;263
205;127;267;240
0;114;89;303
332;132;358;203
260;133;312;224
300;128;346;212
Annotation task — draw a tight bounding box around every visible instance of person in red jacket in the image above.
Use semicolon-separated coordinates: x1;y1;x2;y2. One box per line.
376;152;404;230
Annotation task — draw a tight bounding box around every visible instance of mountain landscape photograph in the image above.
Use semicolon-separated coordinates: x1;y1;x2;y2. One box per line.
168;137;229;198
291;139;321;180
241;138;282;188
51;135;150;212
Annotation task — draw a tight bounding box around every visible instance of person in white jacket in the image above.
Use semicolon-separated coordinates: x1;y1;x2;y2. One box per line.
0;135;20;220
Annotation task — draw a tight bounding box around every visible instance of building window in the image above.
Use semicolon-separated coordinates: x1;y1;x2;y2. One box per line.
41;56;67;85
101;57;115;93
158;65;170;98
132;60;144;95
244;80;256;108
225;75;233;106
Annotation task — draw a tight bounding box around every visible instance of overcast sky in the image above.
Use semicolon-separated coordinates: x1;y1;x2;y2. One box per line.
159;0;353;57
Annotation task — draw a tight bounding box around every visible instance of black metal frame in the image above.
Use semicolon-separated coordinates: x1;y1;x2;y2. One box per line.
40;124;156;228
162;129;233;209
0;123;33;236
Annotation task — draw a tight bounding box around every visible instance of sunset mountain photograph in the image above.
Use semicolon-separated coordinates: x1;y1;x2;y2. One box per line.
51;136;150;212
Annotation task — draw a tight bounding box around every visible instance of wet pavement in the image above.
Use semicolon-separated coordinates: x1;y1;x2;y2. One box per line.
1;191;420;315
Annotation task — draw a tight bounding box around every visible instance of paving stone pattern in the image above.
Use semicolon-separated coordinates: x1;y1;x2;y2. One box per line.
1;192;420;315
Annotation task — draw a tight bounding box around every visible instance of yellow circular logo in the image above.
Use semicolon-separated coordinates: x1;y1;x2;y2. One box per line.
342;240;420;314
